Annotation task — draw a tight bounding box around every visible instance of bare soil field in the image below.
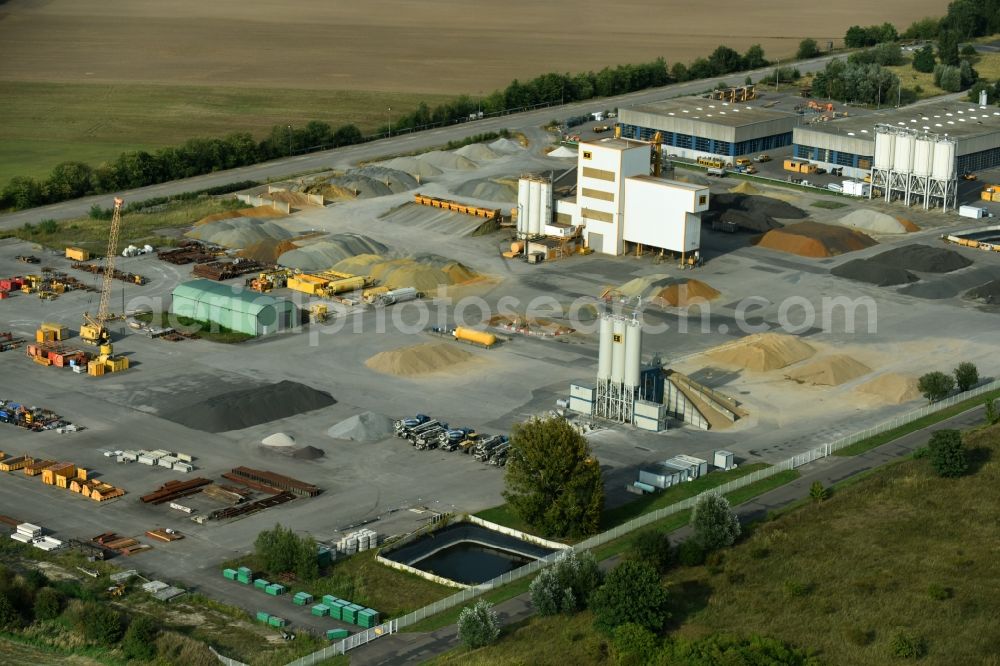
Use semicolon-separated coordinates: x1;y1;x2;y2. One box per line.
0;0;950;93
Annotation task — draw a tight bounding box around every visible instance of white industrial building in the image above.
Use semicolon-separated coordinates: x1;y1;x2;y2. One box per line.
623;175;708;255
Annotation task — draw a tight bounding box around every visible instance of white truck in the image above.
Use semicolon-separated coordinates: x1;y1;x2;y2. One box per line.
959;205;990;219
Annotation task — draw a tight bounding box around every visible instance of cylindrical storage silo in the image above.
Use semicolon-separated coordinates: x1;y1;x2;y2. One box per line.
893;134;915;173
539;178;553;232
527;178;541;236
912;138;934;177
873;133;894;170
932;140;956;180
597;317;613;380
611;318;626;383
517;178;530;236
624;321;642;388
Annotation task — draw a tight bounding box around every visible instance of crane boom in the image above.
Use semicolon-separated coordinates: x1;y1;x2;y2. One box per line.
81;197;125;346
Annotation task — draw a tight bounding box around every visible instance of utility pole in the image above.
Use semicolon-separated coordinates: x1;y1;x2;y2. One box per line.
287;125;292;155
387;107;392;138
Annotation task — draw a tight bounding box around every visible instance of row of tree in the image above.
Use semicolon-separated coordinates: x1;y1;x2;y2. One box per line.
918;361;978;402
254;523;320;580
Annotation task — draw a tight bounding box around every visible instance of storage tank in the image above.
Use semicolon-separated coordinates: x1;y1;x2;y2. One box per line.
624;321;642;387
932;140;956;180
912;138;934;177
382;287;418;304
517;178;530;236
873;133;894;170
453;326;496;348
611;318;626;383
893;134;915;173
597;316;613;380
527;178;541;236
538;178;553;234
325;276;366;294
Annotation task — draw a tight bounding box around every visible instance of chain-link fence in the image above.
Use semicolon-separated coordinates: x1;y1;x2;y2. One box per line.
269;381;998;666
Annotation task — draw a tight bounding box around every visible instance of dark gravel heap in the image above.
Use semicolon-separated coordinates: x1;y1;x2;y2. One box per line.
162;380;335;433
866;244;972;274
705;193;807;232
832;259;919;286
965;279;1000;304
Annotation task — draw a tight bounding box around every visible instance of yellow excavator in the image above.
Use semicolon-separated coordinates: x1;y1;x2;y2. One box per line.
80;197;130;376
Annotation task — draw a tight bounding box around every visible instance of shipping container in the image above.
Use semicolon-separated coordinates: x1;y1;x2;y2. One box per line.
326;629;350;640
254;579;269;590
292;591;313;605
267;616;286;627
311;604;329;617
223;569;237;580
237;566;253;576
256;611;270;623
321;594;340;607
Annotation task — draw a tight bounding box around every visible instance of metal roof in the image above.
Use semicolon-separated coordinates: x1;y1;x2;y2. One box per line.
171;279;288;316
625;96;796;128
800;101;1000;142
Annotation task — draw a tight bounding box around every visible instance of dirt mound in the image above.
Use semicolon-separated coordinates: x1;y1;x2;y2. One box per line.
454;177;519;202
194;210;243;226
867;244;972;273
837;209;910;235
365;342;482;377
262;433;295;447
609;274;720;307
831;259;918;286
161;381;335;433
756;221;877;258
785;354;871;386
489;138;525;154
382;156;443;179
187;217;293;249
719;209;783;232
419;150;477;170
897;217;920;232
548;146;577;158
331;253;480;291
707;333;816;372
327;412;396;442
729;181;762;195
278;234;389;271
965;279;1000;304
291;445;325;460
238;238;298;263
855;373;922;404
454;143;500;162
309;166;419;201
712;193;808;220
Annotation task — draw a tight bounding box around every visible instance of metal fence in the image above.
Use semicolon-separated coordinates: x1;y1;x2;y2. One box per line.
272;381;998;666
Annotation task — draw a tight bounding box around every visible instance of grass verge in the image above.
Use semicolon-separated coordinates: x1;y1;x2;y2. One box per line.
134;312;254;345
811;199;848;209
833;388;1000;456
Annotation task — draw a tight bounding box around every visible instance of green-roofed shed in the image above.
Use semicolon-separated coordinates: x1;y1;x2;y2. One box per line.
170;279;298;336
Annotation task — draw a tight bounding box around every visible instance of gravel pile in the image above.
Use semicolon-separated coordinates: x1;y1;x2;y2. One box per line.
756;221;877;258
161;381;335;433
965;279;1000;304
262;433;295;447
278;234;389;271
548;146;577;158
238;239;298;263
489;138;525;154
455;143;500;161
291;445;325;460
311;166;418;200
866;244;972;273
187;217;293;249
707;333;816;372
382;156;443;179
837;209;910;235
454;177;519;202
719;209;783;232
366;342;481;377
418;150;478;170
831;259;918;286
611;274;720;306
327;411;396;442
704;193;807;232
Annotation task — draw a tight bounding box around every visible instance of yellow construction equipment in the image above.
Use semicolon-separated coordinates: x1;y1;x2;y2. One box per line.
651;131;663;177
65;247;90;261
80;197;130;375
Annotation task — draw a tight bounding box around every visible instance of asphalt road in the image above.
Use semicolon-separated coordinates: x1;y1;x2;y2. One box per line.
0;55;844;231
350;402;989;665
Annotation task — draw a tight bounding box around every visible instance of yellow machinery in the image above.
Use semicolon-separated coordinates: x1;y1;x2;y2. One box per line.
80;197;130;376
310;304;329;323
65;247;90;261
651;131;663;177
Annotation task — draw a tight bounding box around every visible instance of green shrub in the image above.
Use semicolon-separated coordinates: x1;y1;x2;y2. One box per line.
458;600;501;649
32;587;63;621
677;540;707;567
954;362;979;392
610;622;659;665
529;550;602;615
122;614;159;660
928;430;968;478
591;560;669;634
630;530;673;573
927;584;952;601
692;493;740;551
889;630;927;659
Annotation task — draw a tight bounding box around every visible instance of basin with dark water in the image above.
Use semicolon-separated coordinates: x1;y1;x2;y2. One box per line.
382;522;557;585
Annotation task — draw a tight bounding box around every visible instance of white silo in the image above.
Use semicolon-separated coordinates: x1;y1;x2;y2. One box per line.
597;316;613;381
624;321;642;388
539;178;553;232
932;140;956;180
873;132;894;170
527;178;541;237
912;138;934;177
517;178;530;236
611;318;626;383
893;134;915;173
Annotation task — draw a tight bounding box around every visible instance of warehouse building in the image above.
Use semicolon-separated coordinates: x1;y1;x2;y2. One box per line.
170;279;298;336
793;101;1000;179
617;97;798;161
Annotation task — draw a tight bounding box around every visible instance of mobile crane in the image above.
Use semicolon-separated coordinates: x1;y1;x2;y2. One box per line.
80;197;130;376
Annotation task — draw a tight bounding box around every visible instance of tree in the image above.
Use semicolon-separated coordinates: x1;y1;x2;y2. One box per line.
912;45;936;73
903;17;940;40
457;600;500;649
0;592;21;629
844;26;868;48
46;161;94;201
809;481;830;503
591;560;669;633
610;623;659;665
918;371;955;402
938;30;961;66
797;39;820;60
122;615;159;660
630;530;673;573
692;493;740;551
954;362;979;392
708;45;745;75
529;549;602;615
503;416;604;538
33;587;63;621
985;398;999;426
1;176;45;210
254;524;318;579
670;62;689;82
743;44;768;70
80;604;124;645
959;59;978;88
967;80;998;104
928;429;968;477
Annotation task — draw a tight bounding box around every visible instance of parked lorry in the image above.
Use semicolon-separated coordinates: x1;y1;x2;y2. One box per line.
959;205;990;219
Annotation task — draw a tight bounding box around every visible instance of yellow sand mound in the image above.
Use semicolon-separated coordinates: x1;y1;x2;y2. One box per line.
707;333;816;372
785;354;871;386
756;221;877;258
897;217;921;233
331;255;482;292
238;239;299;263
365;342;481;377
194;211;242;226
855;373;921;404
652;279;720;307
194;205;286;227
729;181;762;195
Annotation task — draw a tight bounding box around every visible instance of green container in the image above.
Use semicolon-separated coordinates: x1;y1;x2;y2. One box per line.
237;566;253;576
237;576;251;585
268;616;286;627
223;569;237;580
321;594;340;607
256;611;270;623
326;629;350;640
342;605;358;624
358;609;379;627
254;579;269;590
329;600;347;620
311;604;329;617
293;592;313;605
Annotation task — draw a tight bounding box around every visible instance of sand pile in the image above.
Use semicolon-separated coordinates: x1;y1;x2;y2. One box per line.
291;445;325;460
161;381;335;433
965;279;1000;304
195;210;243;226
419;150;477;170
310;166;419;201
187;217;293;249
609;274;720;307
729;181;762;195
278;234;389;271
707;333;816;372
194;206;284;227
454;177;519;202
867;244;972;273
856;373;922;404
548;146;577;158
489;138;525;154
673;173;710;186
330;253;480;291
382;156;443;179
239;238;298;263
756;221;877;258
831;259;917;286
837;209;912;235
365;342;481;377
785;355;871;386
489;314;575;335
327;412;396;442
262;433;295;447
455;143;500;161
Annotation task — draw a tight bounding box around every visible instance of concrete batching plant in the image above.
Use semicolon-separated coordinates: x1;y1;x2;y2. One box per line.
516;174;553;239
869;124;958;211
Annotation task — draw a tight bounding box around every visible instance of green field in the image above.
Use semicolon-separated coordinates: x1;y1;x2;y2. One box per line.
434;424;1000;665
0;82;454;186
